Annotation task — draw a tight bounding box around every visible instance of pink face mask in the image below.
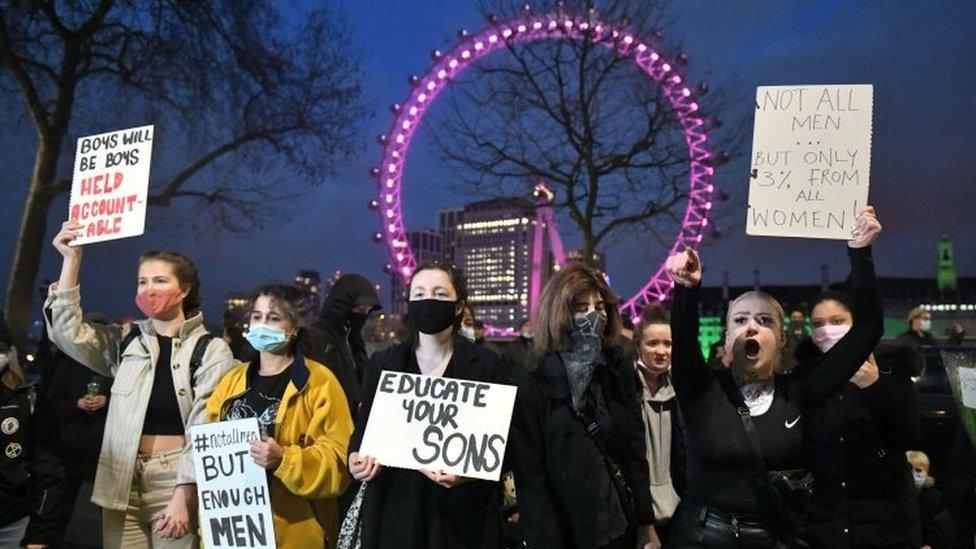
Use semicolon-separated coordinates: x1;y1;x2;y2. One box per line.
135;288;184;321
812;324;851;353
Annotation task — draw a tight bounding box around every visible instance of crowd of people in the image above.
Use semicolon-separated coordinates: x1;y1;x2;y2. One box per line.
0;208;974;549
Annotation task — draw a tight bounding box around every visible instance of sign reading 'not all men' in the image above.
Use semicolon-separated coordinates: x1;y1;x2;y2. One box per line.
747;84;874;239
359;372;517;482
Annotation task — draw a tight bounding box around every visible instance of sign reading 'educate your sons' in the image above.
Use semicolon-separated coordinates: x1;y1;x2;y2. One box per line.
747;85;873;240
68;124;154;245
359;372;517;482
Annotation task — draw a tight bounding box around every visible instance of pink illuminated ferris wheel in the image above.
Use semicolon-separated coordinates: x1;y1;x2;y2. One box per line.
368;11;717;320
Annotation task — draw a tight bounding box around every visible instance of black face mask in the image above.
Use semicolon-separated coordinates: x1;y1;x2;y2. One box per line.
407;299;458;335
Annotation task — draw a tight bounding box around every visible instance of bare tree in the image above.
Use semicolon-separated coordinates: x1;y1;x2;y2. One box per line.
0;0;366;342
429;0;744;268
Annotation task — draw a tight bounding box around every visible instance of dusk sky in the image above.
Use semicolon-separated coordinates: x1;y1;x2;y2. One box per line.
1;1;974;324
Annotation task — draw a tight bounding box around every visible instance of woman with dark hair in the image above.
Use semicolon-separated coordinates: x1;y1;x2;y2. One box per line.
347;260;502;548
207;284;354;548
510;264;657;549
665;206;884;547
799;290;920;547
45;220;236;548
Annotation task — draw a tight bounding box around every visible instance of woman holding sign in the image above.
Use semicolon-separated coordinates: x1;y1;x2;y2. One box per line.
347;260;503;549
45;220;236;548
509;264;658;549
207;284;354;549
664;207;884;548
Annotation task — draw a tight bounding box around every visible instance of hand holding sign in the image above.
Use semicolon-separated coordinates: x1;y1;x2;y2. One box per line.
53;220;84;261
249;437;283;470
847;206;882;249
349;452;383;482
747;85;874;239
420;468;472;489
154;484;194;539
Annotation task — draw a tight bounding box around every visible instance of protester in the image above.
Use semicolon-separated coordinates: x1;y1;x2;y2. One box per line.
460;304;477;343
632;304;686;543
665;206;883;547
907;450;955;549
347;260;502;548
303;273;381;413
497;319;535;383
47;342;110;544
510;264;657;549
899;307;938;347
781;309;808;373
45;220;236;548
0;314;65;548
207;284;353;548
800;292;921;547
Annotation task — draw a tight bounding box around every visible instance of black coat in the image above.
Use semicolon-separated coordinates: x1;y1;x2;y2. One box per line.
46;354;110;477
800;341;922;548
510;347;653;549
349;338;503;549
0;382;65;546
945;425;976;548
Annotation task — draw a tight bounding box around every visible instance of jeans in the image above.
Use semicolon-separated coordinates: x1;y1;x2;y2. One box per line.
0;517;29;549
102;449;198;549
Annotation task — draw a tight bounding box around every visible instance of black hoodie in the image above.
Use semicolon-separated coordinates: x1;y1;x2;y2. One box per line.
301;274;380;415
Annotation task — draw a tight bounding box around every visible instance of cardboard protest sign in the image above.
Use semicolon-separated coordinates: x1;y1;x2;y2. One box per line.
359;372;517;481
746;85;873;239
69;125;154;245
190;418;275;549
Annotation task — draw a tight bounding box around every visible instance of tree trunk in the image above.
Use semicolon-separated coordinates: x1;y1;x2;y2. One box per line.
581;233;597;268
4;140;60;346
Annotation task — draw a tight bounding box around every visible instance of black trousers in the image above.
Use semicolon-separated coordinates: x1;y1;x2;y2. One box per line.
667;503;784;549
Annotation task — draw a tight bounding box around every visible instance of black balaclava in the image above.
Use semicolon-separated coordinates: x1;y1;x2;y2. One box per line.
321;274;381;356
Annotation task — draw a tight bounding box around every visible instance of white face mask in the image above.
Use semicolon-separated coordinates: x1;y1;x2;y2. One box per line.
459;326;476;342
919;319;932;332
811;324;852;353
913;471;926;490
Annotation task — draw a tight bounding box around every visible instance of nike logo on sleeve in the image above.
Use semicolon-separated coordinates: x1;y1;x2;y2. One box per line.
785;415;801;429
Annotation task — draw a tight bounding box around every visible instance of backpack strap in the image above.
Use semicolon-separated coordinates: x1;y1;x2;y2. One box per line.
117;325;142;364
189;334;216;396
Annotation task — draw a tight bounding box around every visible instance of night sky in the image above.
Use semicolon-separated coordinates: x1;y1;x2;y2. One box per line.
1;1;974;324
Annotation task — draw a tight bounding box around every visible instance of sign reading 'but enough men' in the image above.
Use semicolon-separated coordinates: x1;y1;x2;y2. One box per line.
360;372;517;482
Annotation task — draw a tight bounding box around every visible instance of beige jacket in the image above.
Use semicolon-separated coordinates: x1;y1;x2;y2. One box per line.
44;284;236;510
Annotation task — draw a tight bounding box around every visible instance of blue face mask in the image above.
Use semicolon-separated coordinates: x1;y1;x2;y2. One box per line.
245;324;292;354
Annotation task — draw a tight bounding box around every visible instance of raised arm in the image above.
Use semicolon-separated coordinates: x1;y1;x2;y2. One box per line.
666;249;713;396
800;207;884;404
44;222;124;376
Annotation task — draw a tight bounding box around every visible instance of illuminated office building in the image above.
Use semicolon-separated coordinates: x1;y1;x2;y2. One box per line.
455;198;548;329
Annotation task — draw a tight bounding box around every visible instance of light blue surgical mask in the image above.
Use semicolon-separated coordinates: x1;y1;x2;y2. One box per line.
913;471;926;490
245;324;292;354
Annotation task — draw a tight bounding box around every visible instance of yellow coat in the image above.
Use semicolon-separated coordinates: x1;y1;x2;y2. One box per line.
206;354;353;549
